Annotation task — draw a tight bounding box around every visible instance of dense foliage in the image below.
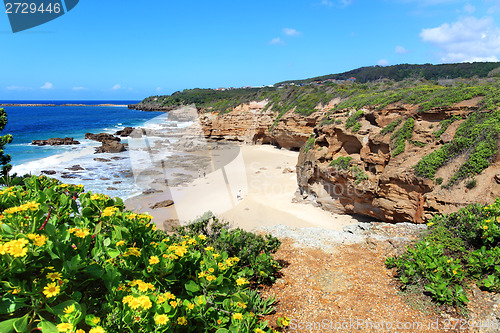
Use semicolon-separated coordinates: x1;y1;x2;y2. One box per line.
0;176;281;333
390;118;415;157
0;108;13;179
386;200;500;306
415;109;500;185
278;62;500;85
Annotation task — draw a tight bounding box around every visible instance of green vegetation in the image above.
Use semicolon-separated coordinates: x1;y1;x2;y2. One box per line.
303;134;316;153
466;179;477;189
433;115;462;139
380;119;402;136
278;62;500;85
390;118;415;156
415;109;500;185
329;157;368;184
345;110;364;132
0;176;280;333
386;199;500;306
0;108;13;179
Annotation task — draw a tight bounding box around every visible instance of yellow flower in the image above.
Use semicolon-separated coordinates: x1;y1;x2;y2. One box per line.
138;295;152;309
47;272;63;281
154;314;169;325
237;302;247;308
453;270;457;275
6;243;28;257
76;330;85;333
177;317;187;325
427;222;434;227
170;300;178;308
123;247;141;257
91;317;100;325
127;213;137;220
281;317;290;326
198;272;206;278
208;268;215;273
232;313;243;320
157;295;166;304
164;292;175;300
89;327;105;333
149;256;160;265
255;329;265;333
218;263;226;270
74;228;90;238
56;323;73;332
204;246;214;252
116;240;125;247
213;253;220;259
137;282;154;292
43;282;61;298
196;296;204;305
198;234;206;240
483;225;489;230
32;234;47;247
102;206;119;217
236;277;249;286
122;295;134;304
90;194;101;200
127;298;141;310
206;275;216;282
63;304;75;314
186;302;194;310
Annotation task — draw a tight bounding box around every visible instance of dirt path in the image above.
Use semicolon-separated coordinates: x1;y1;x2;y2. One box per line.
260;238;491;333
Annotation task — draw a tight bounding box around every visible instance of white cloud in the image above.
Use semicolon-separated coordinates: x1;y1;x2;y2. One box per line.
112;84;123;90
395;45;410;54
320;0;352;7
377;59;390;66
464;3;475;13
40;82;53;90
283;28;301;37
269;37;285;46
155;87;162;93
420;16;500;62
6;86;32;91
72;86;87;91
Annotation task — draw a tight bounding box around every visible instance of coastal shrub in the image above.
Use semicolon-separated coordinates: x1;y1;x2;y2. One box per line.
386;199;500;306
329;156;352;171
0;108;13;179
415;109;500;183
345;110;364;131
466;179;477;189
329;157;368;184
380;119;402;136
390;118;415;156
0;176;279;333
303;134;315;153
433;115;462;139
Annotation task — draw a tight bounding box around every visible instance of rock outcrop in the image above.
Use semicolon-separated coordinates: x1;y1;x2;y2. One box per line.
86;132;127;154
85;133;121;143
199;100;500;223
32;137;80;146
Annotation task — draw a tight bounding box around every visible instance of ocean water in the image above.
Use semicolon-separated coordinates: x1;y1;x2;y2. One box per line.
0;101;177;199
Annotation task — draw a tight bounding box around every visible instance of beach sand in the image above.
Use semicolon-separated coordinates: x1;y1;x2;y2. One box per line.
125;144;361;232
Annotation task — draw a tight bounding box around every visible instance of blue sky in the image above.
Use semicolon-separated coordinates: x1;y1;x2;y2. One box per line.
1;0;500;100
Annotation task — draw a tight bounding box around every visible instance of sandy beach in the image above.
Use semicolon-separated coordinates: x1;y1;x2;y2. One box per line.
125;144;362;232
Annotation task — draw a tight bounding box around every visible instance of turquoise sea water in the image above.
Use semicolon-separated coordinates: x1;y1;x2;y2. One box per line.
0;101;171;198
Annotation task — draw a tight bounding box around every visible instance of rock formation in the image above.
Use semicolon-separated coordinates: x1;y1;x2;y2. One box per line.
32;137;80;146
197;100;500;223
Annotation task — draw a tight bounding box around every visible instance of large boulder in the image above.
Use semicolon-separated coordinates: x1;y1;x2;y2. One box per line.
95;140;127;154
115;127;135;137
32;137;80;146
85;133;121;143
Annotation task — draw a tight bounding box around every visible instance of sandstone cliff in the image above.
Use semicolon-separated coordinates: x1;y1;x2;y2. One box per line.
197;100;500;223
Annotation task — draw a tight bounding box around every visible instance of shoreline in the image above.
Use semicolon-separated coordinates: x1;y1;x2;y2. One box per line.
0;103;128;107
125;144;365;232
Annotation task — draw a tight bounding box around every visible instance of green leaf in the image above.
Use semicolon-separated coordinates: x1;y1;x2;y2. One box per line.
40;319;58;333
83;264;104;278
0;295;27;314
81;207;94;217
185;280;200;294
103;238;111;247
13;313;29;332
0;318;16;333
215;329;230;333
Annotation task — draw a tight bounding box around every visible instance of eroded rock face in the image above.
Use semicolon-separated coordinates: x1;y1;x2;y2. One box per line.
85;133;121;143
296;106;500;223
201;100;500;223
199;101;321;150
